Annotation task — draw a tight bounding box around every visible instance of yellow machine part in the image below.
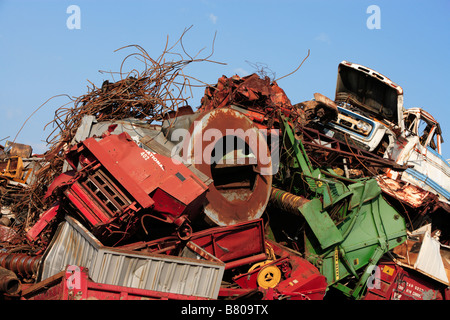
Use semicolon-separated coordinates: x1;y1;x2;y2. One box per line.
257;265;282;289
0;156;31;183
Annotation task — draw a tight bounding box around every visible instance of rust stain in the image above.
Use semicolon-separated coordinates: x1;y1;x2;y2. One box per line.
184;108;272;226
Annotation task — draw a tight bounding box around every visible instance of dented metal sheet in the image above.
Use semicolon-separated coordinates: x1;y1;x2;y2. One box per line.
119;218;267;270
37;215;103;281
92;247;224;299
335;61;404;127
392;225;450;286
414;231;449;284
378;176;438;208
38;215;225;299
4;141;33;158
55;131;210;243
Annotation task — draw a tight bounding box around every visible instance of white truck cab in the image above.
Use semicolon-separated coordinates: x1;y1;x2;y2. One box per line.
322;61;450;203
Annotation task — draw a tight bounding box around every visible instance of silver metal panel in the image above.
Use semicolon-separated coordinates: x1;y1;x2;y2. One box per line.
414;232;449;284
91;247;225;299
38;215;225;299
38;215;103;281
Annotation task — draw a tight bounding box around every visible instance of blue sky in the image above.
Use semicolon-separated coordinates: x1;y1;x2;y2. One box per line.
1;0;449;160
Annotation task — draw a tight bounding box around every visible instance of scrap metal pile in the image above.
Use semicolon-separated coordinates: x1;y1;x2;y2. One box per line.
1;44;449;301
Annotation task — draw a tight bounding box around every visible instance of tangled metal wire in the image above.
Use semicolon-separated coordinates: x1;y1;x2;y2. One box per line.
8;27;225;235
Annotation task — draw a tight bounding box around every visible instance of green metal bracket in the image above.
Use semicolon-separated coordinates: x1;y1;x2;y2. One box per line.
280;117;317;190
277;115;407;299
298;198;344;250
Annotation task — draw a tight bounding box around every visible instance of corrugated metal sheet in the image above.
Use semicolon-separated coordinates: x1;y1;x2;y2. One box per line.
38;215;102;281
38;215;225;299
91;247;224;299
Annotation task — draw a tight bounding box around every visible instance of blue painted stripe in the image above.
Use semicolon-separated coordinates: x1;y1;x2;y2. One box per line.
405;168;450;200
427;147;450;166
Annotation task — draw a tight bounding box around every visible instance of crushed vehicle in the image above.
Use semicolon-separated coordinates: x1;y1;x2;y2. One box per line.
313;61;449;204
298;61;450;244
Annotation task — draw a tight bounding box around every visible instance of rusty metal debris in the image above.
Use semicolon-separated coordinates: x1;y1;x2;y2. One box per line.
1;39;449;302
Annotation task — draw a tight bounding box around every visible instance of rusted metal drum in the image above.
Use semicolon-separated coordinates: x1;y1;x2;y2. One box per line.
0;266;21;294
181;108;272;226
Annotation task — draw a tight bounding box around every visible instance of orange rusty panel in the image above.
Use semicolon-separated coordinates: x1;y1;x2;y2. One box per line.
182;108;272;226
378;176;437;208
199;73;293;114
5;142;32;158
